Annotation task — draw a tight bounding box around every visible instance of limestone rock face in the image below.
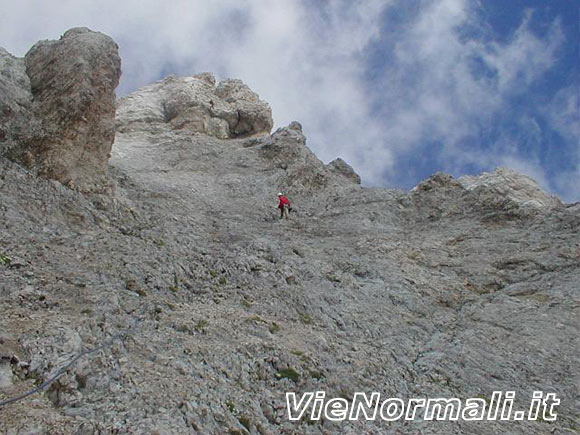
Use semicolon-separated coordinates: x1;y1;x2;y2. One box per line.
25;28;121;191
0;28;121;192
1;29;578;435
459;167;562;209
327;157;361;184
0;48;35;158
116;73;273;139
215;79;273;137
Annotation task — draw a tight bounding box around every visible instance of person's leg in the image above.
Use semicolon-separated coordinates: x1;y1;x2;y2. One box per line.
283;205;289;219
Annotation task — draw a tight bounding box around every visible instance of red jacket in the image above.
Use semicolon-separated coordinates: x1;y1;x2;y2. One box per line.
278;195;290;209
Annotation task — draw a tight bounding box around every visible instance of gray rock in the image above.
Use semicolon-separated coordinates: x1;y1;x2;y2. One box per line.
215;78;273;137
1;27;121;192
0;47;35;159
458;167;562;209
0;361;12;389
0;28;578;435
327;157;361;184
116;73;272;139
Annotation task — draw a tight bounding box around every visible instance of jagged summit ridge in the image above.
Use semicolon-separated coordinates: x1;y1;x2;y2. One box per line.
412;168;563;212
116;72;273;139
0;26;566;207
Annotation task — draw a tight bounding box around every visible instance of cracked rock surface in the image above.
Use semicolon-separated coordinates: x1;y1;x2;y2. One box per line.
1;29;579;435
1;28;121;192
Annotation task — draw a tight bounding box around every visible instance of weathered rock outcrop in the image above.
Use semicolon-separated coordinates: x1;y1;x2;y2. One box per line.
0;28;121;192
0;48;35;158
1;29;578;435
116;73;273;139
327;157;362;184
459;167;563;209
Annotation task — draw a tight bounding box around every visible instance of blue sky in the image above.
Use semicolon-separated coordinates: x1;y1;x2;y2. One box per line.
1;0;578;201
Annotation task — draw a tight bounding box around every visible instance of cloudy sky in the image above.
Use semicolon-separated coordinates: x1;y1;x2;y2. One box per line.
1;0;578;201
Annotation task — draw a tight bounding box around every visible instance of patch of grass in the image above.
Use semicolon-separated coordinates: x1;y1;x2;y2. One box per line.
219;276;227;286
298;313;313;325
309;370;323;380
246;315;267;324
210;270;219;278
195;319;208;331
238;415;251;432
169;271;180;293
81;308;93;316
226;400;237;414
136;289;148;297
325;273;341;283
276;368;300;383
166;302;176;310
0;254;11;266
290;350;304;357
241;299;252;309
28;371;43;387
475;394;490;405
269;322;280;334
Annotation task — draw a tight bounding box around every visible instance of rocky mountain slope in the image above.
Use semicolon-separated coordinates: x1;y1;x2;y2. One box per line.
1;29;578;435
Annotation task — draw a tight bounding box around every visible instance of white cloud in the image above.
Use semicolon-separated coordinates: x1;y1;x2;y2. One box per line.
543;86;580;203
545;86;580;145
365;0;570;197
0;0;390;168
481;11;564;93
0;0;574;200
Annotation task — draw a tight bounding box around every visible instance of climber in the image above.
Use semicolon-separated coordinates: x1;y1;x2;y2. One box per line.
278;192;291;220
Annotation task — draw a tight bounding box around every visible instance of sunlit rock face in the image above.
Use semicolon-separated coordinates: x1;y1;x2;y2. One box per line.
116;73;273;139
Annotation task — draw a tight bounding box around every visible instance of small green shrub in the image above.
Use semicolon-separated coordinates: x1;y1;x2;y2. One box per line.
276;368;300;383
309;370;323;380
0;254;11;266
195;319;208;331
226;400;237;414
246;315;267;323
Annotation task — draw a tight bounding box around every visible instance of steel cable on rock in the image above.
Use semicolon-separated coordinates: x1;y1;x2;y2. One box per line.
0;304;149;408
